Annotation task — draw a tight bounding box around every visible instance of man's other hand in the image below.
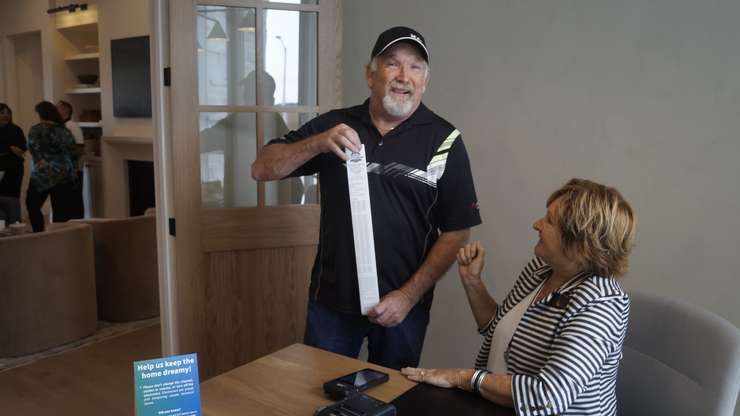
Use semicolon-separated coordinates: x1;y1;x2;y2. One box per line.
367;289;414;327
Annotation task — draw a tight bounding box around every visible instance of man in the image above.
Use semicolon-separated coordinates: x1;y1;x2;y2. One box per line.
56;100;84;146
56;100;85;219
252;27;481;369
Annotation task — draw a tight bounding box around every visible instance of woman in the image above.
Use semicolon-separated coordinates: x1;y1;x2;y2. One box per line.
0;103;27;224
402;178;636;416
25;101;81;232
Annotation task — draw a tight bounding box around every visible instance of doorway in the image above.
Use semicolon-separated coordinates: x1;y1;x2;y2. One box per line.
8;31;43;133
5;31;43;224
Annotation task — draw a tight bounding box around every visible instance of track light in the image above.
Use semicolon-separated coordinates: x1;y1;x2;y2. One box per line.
46;3;89;15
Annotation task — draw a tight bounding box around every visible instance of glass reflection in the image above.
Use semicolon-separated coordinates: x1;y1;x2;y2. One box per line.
200;112;258;208
267;0;318;5
262;10;317;106
264;112;319;206
197;5;256;106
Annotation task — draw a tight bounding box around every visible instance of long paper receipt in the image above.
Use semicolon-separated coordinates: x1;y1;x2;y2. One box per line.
346;145;380;315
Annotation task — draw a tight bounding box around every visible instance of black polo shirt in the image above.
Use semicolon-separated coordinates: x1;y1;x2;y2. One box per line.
268;100;481;314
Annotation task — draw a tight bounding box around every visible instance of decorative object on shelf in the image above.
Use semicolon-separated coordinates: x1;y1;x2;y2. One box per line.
77;74;98;85
111;36;152;118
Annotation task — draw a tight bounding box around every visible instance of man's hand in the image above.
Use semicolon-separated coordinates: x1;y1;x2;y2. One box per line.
401;367;467;389
457;241;485;285
252;122;362;181
311;123;361;161
9;145;25;159
367;289;414;327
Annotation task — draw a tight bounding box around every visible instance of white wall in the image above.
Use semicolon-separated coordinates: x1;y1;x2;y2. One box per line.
95;0;152;138
0;0;56;106
343;0;740;374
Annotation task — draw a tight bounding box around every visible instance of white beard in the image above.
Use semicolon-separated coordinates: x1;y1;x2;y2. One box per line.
382;91;415;118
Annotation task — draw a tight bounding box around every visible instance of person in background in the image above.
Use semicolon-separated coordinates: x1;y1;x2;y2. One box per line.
56;100;84;146
0;103;27;224
57;100;85;215
25;101;82;232
252;27;481;370
402;178;636;416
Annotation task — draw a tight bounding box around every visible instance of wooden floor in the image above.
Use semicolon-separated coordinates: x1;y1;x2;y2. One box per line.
0;324;161;415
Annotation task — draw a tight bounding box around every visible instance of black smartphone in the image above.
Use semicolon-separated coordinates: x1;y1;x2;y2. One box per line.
323;368;390;400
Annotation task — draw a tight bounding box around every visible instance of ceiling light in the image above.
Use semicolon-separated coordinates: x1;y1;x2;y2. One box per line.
237;11;255;32
207;21;228;41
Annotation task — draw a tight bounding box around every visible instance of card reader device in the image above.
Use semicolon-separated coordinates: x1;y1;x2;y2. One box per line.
313;392;396;416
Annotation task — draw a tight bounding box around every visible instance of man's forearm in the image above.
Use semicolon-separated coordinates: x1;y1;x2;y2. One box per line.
399;228;471;303
251;139;318;181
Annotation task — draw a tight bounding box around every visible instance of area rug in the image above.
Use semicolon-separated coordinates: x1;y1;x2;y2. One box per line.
0;317;160;372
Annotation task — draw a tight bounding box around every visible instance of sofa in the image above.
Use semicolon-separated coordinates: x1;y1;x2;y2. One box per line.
0;222;97;356
74;213;159;322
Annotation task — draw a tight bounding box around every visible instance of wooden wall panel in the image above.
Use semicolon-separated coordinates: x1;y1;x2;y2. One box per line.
201;205;320;252
203;245;316;377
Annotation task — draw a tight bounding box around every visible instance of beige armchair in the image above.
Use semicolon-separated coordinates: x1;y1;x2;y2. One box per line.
75;214;159;322
0;223;97;357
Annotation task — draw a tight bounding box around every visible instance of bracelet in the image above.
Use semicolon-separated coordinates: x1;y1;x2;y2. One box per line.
473;370;490;395
470;369;483;391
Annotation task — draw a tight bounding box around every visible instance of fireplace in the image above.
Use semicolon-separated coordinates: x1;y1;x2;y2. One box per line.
127;160;155;216
101;136;153;218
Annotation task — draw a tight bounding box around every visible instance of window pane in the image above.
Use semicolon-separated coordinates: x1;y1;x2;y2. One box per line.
267;0;318;5
197;5;256;106
264;112;319;206
200;112;257;208
262;10;317;106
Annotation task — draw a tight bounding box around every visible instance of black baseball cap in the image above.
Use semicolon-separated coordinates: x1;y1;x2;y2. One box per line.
371;26;429;63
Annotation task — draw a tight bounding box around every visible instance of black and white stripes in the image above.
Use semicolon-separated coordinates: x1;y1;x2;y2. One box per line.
475;258;630;416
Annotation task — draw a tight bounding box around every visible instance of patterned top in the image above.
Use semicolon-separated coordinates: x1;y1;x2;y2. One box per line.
27;122;79;192
475;257;630;416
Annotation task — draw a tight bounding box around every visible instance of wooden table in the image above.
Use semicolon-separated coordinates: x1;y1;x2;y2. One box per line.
201;343;416;415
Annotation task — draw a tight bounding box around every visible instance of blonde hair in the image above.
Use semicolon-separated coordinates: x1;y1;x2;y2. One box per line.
547;178;636;277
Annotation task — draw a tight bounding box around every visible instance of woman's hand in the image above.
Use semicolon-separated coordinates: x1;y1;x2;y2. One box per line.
401;367;468;389
457;241;486;284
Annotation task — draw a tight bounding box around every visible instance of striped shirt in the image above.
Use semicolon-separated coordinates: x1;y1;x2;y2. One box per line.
475;257;630;416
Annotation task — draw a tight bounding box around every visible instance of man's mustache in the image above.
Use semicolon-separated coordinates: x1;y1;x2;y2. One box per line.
388;81;413;93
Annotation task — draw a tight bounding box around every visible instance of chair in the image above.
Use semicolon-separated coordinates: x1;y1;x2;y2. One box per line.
74;213;159;322
0;223;97;356
617;290;740;416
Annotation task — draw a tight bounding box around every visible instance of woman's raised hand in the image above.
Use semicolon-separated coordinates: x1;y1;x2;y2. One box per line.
457;241;486;283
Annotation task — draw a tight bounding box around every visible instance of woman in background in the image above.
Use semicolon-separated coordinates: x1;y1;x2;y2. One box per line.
0;103;27;224
402;178;636;416
25;101;82;232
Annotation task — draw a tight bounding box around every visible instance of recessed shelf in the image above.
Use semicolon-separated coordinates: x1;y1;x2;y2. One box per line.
55;5;98;30
78;122;102;128
66;87;101;94
65;53;100;61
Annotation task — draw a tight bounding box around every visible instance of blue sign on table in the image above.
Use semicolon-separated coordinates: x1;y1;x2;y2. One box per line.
133;353;201;416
